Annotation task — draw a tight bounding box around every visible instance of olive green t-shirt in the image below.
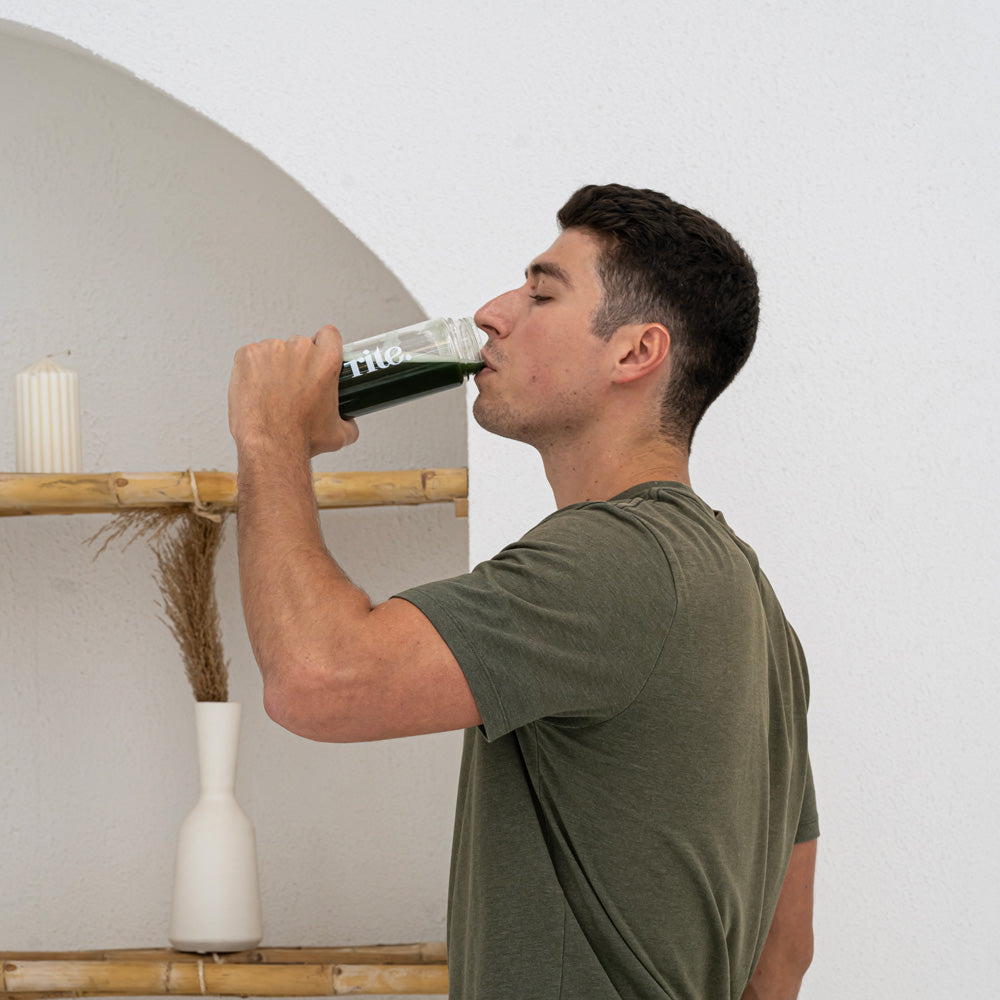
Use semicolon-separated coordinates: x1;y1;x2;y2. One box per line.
399;483;818;999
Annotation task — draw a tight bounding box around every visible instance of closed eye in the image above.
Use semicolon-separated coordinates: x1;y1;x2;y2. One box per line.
530;294;552;303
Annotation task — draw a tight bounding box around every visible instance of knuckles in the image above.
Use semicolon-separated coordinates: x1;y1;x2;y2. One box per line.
235;333;344;376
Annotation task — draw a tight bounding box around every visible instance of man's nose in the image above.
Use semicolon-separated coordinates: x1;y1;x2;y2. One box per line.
474;289;517;340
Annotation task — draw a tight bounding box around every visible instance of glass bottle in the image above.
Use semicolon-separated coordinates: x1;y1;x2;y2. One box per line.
338;317;485;418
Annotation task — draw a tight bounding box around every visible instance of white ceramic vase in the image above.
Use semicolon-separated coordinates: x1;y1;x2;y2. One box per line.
168;701;263;953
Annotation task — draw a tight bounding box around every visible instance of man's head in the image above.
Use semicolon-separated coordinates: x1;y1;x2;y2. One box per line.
556;184;759;448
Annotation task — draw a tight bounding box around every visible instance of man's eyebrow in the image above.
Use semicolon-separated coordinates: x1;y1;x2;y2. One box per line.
525;260;573;287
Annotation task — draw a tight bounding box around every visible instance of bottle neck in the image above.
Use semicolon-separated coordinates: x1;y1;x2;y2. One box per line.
444;317;486;363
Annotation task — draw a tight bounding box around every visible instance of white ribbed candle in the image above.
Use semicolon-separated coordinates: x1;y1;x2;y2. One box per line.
15;356;83;473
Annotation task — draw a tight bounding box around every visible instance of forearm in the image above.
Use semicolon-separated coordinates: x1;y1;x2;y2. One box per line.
235;441;372;735
228;328;477;742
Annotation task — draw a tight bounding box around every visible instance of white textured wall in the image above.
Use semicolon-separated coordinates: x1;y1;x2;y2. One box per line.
1;4;998;998
0;24;468;984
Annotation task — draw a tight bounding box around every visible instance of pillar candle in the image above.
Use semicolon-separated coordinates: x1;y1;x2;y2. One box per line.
15;356;83;473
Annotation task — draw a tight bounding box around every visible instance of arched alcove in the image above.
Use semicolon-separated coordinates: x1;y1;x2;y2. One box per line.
0;22;462;956
0;19;470;473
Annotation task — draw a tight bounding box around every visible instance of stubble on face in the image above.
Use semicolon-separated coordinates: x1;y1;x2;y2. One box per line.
472;229;608;448
471;345;524;442
472;352;601;450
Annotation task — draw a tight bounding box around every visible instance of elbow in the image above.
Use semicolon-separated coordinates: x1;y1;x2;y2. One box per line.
790;929;814;982
261;676;302;735
742;939;813;1000
774;925;814;989
801;930;815;978
262;676;341;742
259;651;368;743
742;923;814;1000
780;927;814;997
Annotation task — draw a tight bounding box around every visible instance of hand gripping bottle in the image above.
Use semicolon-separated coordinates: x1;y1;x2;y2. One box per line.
337;317;486;418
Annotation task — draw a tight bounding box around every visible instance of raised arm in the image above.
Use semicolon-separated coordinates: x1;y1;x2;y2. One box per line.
741;838;817;1000
228;326;481;743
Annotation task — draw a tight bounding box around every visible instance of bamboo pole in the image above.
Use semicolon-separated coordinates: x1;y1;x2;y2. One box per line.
0;469;468;517
0;945;448;997
0;942;447;966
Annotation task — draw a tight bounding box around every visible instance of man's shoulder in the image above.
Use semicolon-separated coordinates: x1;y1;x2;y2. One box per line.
532;480;723;547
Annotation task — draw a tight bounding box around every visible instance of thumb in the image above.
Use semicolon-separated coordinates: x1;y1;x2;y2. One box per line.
313;324;345;356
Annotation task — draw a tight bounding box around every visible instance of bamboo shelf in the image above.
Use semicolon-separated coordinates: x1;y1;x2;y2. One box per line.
3;476;464;990
0;469;468;517
0;944;448;997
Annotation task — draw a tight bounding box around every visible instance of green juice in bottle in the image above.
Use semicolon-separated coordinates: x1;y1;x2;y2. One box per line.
338;317;485;418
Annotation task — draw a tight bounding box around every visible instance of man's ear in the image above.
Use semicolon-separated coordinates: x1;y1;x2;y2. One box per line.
611;322;670;384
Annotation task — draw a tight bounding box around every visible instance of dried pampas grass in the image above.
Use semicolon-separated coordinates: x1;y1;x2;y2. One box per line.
89;507;230;701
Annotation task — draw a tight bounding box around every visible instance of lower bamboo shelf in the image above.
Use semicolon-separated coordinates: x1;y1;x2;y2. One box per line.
0;470;469;518
0;944;448;997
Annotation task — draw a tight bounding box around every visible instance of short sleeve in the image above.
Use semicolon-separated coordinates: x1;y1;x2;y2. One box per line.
795;757;820;842
397;502;678;741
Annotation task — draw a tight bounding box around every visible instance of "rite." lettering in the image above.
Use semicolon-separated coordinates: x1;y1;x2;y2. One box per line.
342;346;406;378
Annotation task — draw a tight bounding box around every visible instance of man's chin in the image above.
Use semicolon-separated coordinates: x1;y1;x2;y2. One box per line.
472;399;528;444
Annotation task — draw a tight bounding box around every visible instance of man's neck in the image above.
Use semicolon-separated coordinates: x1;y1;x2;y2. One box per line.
540;435;692;509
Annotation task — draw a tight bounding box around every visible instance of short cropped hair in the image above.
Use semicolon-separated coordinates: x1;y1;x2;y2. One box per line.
557;184;760;447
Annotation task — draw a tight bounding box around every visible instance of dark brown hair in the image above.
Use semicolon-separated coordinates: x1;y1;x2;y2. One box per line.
557;183;759;447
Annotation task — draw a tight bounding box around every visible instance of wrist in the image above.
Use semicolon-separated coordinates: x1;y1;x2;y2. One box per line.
235;435;314;504
235;437;319;527
235;429;311;468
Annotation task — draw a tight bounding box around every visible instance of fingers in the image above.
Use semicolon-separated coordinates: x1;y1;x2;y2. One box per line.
229;325;358;457
340;416;360;448
312;324;343;349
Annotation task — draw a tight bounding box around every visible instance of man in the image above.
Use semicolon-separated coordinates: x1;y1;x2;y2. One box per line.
228;183;818;999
